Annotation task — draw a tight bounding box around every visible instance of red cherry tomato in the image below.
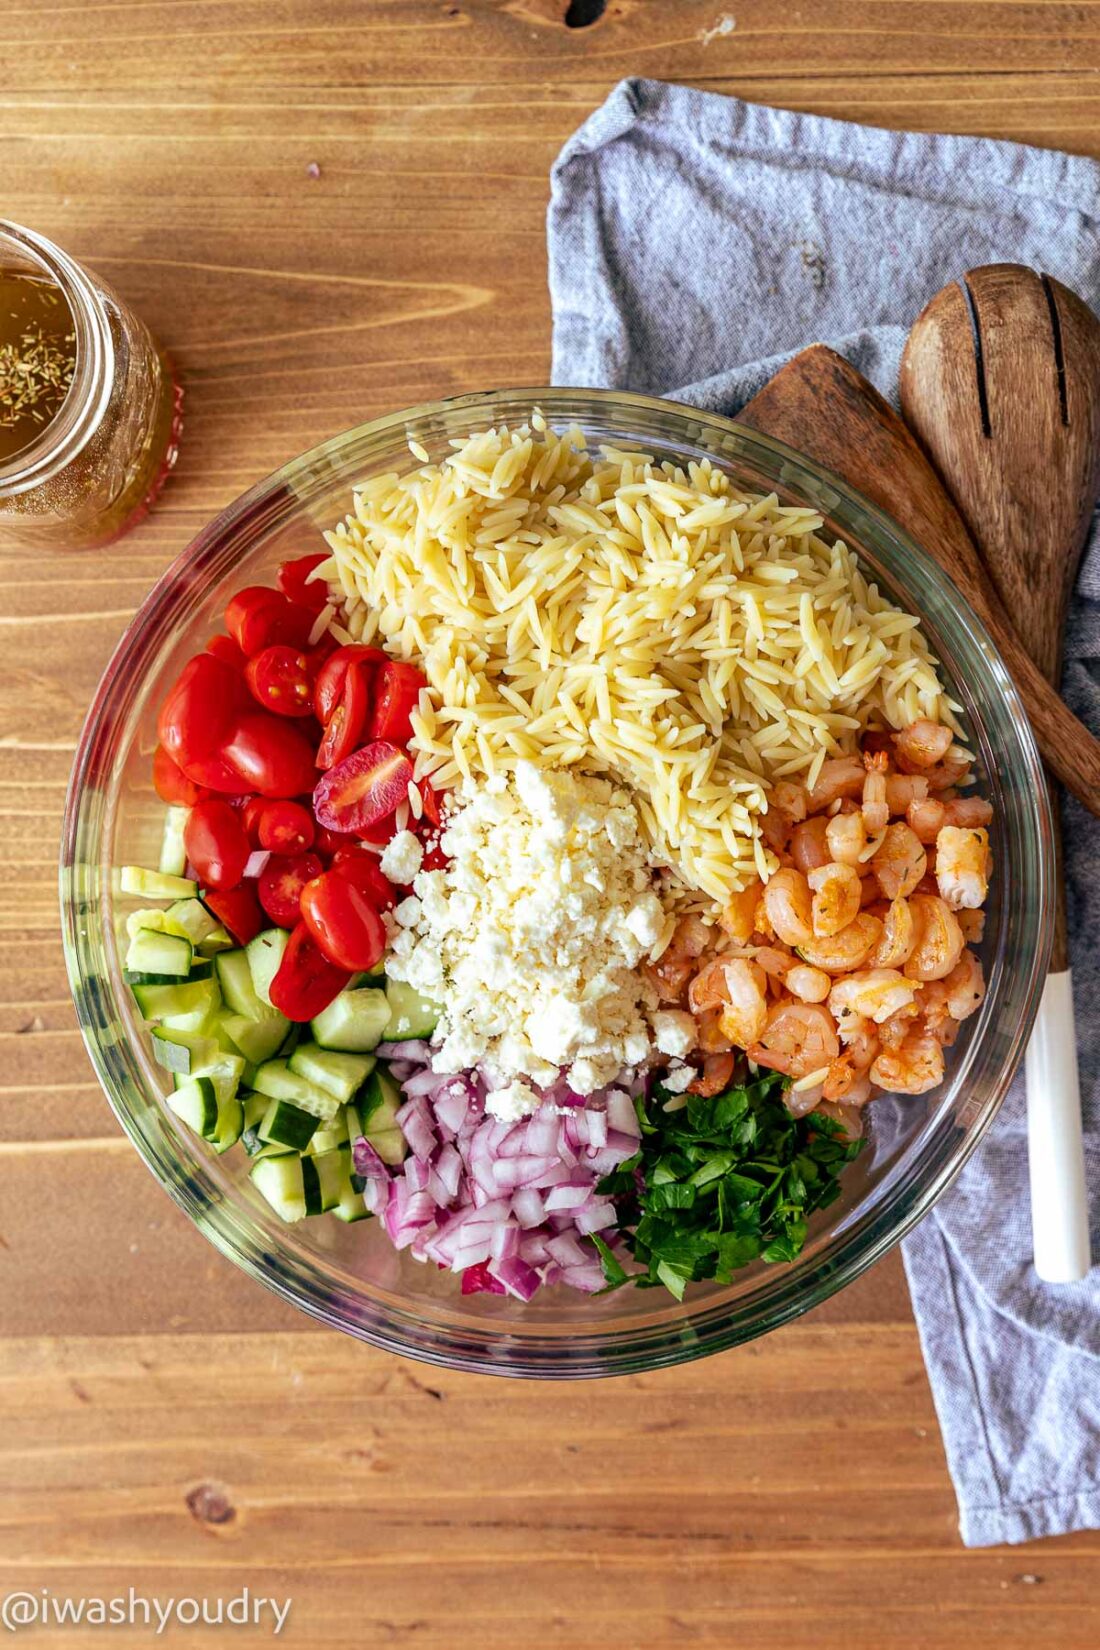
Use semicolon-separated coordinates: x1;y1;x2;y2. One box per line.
241;796;267;845
313;741;414;835
205;634;248;673
258;799;315;854
157;654;249;771
355;813;400;847
179;752;253;795
316;658;371;772
201;884;265;947
258;851;324;928
421;841;450;873
369;661;426;744
418;778;442;827
330;845;398;911
183;799;251;891
245;645;316;719
153;746;208;806
313;644;386;726
312;823;345;858
225;587;314;658
269;921;351;1022
300;870;387;972
223;712;318;798
277;553;330;614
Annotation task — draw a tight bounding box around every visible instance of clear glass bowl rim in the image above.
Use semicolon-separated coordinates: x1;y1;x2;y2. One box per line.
60;386;1054;1378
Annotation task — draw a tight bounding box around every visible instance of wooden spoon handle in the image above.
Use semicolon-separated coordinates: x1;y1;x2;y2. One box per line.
736;345;1100;818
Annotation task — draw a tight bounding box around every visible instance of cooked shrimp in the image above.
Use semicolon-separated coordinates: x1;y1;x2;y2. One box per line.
786;963;831;1003
718;879;763;944
870;822;927;900
943;797;993;829
806;756;866;810
886;773;930;816
903;893;965;982
906;797;946;845
647;914;710;1001
687;1052;736;1097
688;959;735;1014
935;826;991;910
761;802;794;856
893;719;953;772
807;862;862;937
823;1050;874;1102
958;908;985;945
870;1031;945;1095
862;750;890;834
785;1080;826;1118
748;1001;840;1079
878;1001;922;1048
771;780;808;823
867;896;916;968
829;969;918;1026
696;1009;734;1053
921;745;973;793
825;810;872;867
752;946;796;983
797;913;883;974
943;949;985;1021
790;815;831;874
717;959;770;1047
763;867;814;947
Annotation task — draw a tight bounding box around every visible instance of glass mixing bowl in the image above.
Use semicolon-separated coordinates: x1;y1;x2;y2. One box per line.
61;388;1053;1377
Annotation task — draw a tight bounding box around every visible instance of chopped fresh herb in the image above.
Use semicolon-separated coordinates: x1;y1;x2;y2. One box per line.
592;1070;863;1298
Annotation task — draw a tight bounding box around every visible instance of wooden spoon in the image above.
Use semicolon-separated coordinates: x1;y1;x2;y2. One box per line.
901;265;1100;1282
737;346;1100;819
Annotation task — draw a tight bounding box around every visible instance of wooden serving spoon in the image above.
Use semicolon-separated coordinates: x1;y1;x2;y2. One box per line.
901;265;1100;1282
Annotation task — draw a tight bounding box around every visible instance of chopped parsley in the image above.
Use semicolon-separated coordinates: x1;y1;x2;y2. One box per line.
593;1070;863;1299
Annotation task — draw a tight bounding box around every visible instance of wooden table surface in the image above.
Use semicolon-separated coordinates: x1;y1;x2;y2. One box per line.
3;2;1099;1644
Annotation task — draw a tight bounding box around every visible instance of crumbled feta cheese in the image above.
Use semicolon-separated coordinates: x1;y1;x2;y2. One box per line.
388;762;674;1091
485;1077;542;1122
661;1061;696;1094
380;830;423;885
653;1010;697;1058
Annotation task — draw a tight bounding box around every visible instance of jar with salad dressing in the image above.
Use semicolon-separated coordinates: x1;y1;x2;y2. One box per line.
0;220;182;550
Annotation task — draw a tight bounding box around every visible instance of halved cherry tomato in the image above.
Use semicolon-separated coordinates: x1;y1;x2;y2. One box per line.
355;813;400;847
369;661;426;745
225;587;314;658
183;799;251;891
313;644;386;726
313;741;414;835
316;658;370;771
157;654;249;771
421;841;450;873
330;845;398;911
205;634;248;672
241;796;268;845
418;778;442;827
312;823;345;859
258;799;315;854
258;851;323;928
269;920;351;1022
153;746;208;806
202;883;265;947
300;870;387;972
179;751;254;795
223;712;318;798
277;552;330;614
245;645;316;718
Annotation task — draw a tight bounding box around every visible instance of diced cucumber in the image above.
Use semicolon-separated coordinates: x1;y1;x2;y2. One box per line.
251;1059;340;1121
166;898;225;948
196;925;235;957
331;1174;370;1222
351;1069;407;1166
277;1022;302;1059
166;1076;220;1139
246;928;290;1008
131;974;221;1027
120;866;197;900
384;979;441;1041
288;1044;375;1104
215;948;280;1023
243;1093;267;1129
306;1147;348;1215
125;927;193;980
310;986;391;1052
241;1094;284;1158
181;1051;246;1104
158;806;190;877
210;1092;244;1154
126;907;189;940
258;1098;319;1152
219;1010;290;1066
151;1027;218;1076
307;1108;350;1156
250;1155;307;1223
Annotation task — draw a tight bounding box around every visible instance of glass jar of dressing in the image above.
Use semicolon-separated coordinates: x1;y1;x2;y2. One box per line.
0;220;182;550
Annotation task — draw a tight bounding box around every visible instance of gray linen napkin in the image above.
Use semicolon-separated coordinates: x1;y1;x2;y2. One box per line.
548;78;1100;1548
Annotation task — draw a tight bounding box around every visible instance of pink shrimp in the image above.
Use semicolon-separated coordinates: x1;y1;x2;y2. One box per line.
861;750;890;834
867;896;917;968
825;810;873;867
935;826;991;910
903;893;965;982
906;797;946;845
870;1031;945;1096
893;719;953;772
807;862;862;937
886;772;930;816
796;913;883;974
790;815;831;874
870;822;927;900
718;879;764;945
748;1001;840;1080
763;867;814;948
646;914;710;1001
687;1052;736;1097
806;757;866;811
942;796;993;829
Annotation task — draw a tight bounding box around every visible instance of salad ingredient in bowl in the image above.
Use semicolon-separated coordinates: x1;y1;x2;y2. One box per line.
114;412;997;1307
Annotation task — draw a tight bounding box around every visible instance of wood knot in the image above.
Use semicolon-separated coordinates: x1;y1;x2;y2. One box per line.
185;1482;237;1526
565;0;607;23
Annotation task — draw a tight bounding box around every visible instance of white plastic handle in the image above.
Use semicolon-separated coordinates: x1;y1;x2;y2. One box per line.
1026;969;1092;1283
